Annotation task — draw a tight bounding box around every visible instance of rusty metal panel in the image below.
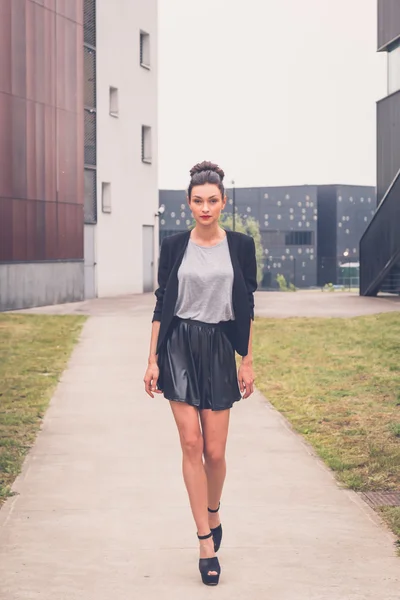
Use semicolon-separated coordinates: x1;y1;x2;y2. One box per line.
0;0;84;263
0;0;12;94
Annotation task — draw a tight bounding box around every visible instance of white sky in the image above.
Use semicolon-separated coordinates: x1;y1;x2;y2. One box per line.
158;0;387;190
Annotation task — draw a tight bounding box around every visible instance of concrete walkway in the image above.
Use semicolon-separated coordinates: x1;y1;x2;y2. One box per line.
13;289;400;319
1;296;400;599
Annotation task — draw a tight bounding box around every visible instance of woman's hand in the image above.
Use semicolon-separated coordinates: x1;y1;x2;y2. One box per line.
238;360;255;399
144;360;163;398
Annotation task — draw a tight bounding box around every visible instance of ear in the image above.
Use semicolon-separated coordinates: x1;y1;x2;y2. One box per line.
187;195;191;206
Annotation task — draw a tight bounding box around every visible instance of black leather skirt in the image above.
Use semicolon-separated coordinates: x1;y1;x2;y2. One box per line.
157;317;241;411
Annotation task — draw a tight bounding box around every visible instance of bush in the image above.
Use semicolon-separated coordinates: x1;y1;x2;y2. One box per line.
322;283;335;292
276;274;296;292
219;214;265;285
276;274;288;291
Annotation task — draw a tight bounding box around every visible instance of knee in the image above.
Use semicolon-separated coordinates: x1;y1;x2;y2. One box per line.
181;432;203;461
204;445;225;467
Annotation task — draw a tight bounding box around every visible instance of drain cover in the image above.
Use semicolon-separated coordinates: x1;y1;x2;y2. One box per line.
359;491;400;507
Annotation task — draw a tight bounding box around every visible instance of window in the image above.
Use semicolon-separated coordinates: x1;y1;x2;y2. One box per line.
140;31;150;68
388;42;400;95
262;230;286;246
102;182;112;213
285;231;313;245
109;87;119;117
142;125;152;163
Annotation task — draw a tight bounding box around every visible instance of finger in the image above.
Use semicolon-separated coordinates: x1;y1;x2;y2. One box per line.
151;376;162;394
144;379;154;398
151;377;158;392
244;381;253;399
154;380;163;394
238;377;245;394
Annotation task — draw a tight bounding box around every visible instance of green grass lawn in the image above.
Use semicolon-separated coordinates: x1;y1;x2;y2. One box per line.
253;312;400;544
0;314;86;504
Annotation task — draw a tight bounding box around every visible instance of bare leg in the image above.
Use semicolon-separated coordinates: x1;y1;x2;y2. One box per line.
169;401;217;575
200;408;230;530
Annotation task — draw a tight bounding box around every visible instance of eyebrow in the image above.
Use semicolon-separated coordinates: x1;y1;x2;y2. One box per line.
193;195;219;200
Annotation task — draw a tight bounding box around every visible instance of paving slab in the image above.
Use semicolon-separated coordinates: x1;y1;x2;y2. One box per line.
1;299;399;599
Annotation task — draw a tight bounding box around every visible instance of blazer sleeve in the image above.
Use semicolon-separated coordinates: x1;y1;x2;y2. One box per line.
152;237;171;322
244;236;258;320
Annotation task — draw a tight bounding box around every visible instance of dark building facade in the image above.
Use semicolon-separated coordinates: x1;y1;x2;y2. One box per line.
317;186;376;286
0;0;84;310
233;186;318;289
360;0;400;295
160;184;375;289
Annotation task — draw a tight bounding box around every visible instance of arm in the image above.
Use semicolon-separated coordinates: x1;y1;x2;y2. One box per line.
242;319;253;365
144;321;162;398
244;235;258;321
145;238;170;397
238;236;257;397
152;237;170;322
148;320;161;365
238;320;254;398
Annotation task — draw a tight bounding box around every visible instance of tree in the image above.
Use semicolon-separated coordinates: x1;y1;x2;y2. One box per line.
219;213;264;284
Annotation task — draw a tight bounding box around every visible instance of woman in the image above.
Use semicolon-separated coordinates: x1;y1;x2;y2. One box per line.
143;161;257;586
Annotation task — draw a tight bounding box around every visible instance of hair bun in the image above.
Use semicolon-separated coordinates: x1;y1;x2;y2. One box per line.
189;161;225;181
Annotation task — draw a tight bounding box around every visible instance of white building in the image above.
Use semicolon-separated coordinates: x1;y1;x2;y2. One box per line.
85;0;159;299
0;0;158;311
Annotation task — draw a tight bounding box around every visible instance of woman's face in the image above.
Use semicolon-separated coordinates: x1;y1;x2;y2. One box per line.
189;184;227;227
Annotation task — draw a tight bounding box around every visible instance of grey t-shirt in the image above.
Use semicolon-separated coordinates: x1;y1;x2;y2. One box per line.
175;236;235;323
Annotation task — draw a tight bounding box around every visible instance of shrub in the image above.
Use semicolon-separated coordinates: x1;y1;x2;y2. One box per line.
322;283;335;292
219;214;265;285
276;273;288;291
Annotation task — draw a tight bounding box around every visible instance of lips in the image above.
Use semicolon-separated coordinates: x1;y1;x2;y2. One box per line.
200;216;211;219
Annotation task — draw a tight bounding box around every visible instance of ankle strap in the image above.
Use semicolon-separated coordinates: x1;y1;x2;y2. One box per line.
197;531;213;540
208;502;220;513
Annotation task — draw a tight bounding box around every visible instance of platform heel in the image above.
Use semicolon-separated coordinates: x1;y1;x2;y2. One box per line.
197;531;221;586
208;503;223;553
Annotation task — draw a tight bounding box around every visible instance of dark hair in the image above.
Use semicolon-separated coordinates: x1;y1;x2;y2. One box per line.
188;161;225;199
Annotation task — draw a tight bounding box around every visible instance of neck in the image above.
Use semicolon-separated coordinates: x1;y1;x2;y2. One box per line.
192;223;224;241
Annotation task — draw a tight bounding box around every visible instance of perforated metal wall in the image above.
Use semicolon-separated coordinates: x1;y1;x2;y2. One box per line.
84;46;96;108
84;168;97;224
84;110;96;166
84;0;96;47
84;0;97;224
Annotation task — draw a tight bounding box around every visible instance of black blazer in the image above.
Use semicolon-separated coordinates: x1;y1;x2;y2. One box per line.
152;230;257;357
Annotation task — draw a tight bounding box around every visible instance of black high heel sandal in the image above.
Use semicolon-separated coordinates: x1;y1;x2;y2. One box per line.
197;531;221;586
208;503;223;553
